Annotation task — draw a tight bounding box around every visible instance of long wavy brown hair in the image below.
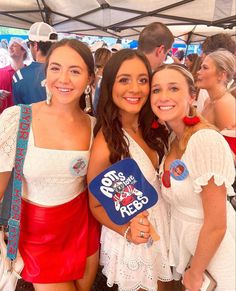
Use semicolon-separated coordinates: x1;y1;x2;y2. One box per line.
94;49;169;164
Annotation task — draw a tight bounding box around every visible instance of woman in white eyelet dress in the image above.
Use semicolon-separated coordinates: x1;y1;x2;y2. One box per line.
100;132;172;291
87;49;173;291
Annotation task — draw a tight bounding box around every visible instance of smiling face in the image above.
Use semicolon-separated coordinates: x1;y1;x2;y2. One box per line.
46;45;90;105
151;68;194;127
197;55;220;89
112;56;150;117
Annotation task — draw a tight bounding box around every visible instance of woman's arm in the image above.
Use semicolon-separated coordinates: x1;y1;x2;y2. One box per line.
87;130;150;244
0;171;12;200
183;177;227;290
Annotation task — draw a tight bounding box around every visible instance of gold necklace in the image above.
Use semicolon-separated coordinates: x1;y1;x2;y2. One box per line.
210;90;227;104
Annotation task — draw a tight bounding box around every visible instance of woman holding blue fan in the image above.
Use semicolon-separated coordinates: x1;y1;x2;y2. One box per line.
151;64;235;290
87;49;173;291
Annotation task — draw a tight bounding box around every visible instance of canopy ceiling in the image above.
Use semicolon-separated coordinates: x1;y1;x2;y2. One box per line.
0;0;235;43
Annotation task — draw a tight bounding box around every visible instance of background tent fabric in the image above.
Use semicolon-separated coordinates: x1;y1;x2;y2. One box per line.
0;0;235;44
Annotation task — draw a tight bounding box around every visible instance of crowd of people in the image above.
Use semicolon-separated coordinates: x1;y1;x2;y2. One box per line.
0;20;235;291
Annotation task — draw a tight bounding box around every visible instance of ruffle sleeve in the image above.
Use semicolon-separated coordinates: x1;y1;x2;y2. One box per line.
0;106;20;172
185;129;235;196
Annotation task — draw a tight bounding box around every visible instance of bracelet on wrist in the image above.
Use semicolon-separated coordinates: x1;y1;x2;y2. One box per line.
123;225;131;242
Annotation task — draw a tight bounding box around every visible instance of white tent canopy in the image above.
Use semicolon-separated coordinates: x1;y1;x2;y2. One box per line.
0;0;235;43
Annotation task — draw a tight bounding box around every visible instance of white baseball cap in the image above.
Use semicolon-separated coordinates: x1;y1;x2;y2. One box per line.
28;22;58;42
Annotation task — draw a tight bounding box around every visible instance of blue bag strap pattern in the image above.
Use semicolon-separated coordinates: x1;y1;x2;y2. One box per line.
7;104;32;261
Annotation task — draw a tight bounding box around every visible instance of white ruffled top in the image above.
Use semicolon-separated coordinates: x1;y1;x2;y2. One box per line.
159;129;236;290
0;106;95;206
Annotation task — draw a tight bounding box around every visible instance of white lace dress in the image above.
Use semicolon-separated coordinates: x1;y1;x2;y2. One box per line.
159;129;236;291
100;131;173;291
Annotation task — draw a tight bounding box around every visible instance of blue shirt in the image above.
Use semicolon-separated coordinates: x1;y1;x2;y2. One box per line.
12;62;46;105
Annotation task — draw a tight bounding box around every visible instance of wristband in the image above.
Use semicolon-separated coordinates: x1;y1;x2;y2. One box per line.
123;225;131;242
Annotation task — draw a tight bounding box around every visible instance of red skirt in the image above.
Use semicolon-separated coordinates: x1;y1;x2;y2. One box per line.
19;190;100;283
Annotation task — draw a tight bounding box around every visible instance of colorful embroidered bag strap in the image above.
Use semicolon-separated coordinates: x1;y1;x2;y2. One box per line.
7;104;32;262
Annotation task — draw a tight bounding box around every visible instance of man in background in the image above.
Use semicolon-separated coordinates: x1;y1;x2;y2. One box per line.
13;22;58;105
0;37;28;113
138;22;174;70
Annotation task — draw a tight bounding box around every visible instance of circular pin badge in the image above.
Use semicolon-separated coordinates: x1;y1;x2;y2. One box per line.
70;157;88;177
169;159;189;181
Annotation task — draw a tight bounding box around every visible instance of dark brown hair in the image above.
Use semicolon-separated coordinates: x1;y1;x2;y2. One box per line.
45;38;95;111
95;48;169;164
201;33;236;55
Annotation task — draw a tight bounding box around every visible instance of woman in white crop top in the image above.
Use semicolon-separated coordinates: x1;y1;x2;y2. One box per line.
0;39;100;291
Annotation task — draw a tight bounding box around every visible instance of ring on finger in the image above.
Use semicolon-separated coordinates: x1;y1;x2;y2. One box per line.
140;231;145;238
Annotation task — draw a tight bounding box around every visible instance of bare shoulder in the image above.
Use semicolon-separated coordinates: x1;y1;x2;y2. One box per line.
88;129;111;181
215;93;236;129
91;130;110;155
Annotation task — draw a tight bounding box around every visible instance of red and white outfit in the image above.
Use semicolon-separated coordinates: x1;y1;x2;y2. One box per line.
0;106;100;283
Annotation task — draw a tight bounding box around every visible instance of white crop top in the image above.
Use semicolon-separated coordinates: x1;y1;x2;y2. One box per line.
0;105;96;206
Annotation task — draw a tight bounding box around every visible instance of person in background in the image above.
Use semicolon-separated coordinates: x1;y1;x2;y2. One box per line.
138;22;174;71
172;49;185;64
196;33;236;113
151;63;235;290
0;37;28;113
88;49;173;291
92;47;112;114
13;22;58;105
197;49;236;131
0;39;100;291
184;53;202;104
110;43;123;53
185;53;202;80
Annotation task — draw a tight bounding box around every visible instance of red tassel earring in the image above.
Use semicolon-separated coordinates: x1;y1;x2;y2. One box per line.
151;119;159;129
183;115;200;126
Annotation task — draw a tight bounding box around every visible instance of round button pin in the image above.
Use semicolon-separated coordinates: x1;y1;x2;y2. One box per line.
70;157;87;176
169;159;189;181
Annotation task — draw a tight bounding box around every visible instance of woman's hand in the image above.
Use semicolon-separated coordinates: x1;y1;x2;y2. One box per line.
183;267;203;291
127;211;150;244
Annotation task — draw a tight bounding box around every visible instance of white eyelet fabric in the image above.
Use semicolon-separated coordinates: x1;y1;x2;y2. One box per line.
100;131;173;291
